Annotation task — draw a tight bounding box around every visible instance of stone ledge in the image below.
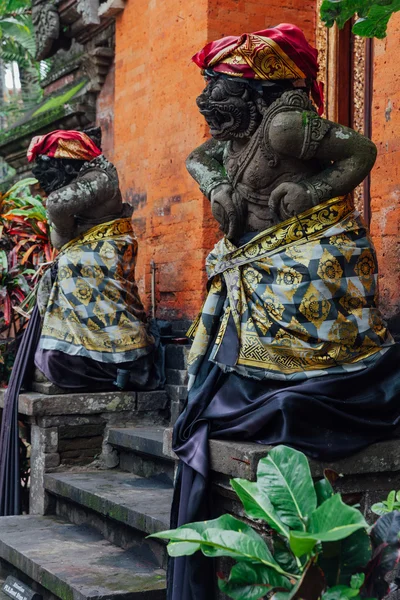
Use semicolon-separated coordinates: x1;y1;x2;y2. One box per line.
0;390;138;416
163;428;400;481
0;515;166;599
44;470;172;535
0;390;169;417
108;427;166;458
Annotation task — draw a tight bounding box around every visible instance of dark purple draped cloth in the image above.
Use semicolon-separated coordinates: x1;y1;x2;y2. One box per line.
168;340;400;600
0;307;41;516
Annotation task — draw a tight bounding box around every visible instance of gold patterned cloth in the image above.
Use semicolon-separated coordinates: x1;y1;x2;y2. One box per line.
39;218;155;363
187;196;394;384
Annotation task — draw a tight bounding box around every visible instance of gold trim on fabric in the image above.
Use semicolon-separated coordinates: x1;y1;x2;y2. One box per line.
237;331;381;373
60;218;133;253
209;195;353;277
208;34;306;81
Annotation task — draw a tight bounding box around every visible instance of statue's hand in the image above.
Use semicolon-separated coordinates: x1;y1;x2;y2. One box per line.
210;183;246;240
269;182;312;221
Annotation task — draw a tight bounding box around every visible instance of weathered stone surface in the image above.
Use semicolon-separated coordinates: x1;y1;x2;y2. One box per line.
119;452;174;484
136;391;168;412
165;369;188;386
0;390;137;416
34;427;59;453
107;427;174;481
309;439;400;478
30;425;49;515
53;500;167;570
0;515;166;599
37;414;106;428
163;428;400;481
108;427;165;458
58;423;106;439
165;345;190;370
170;399;185;425
44;471;172;535
31;381;67;395
58;436;103;452
44;453;60;468
164;385;187;402
60;448;99;460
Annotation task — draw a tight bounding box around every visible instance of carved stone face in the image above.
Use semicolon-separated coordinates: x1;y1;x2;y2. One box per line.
196;76;261;141
32;156;84;195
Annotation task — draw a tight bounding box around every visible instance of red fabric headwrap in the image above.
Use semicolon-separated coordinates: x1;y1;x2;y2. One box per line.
27;130;102;163
192;23;324;115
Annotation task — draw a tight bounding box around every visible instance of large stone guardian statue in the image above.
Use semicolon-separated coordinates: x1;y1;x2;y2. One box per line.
169;23;400;600
27;128;160;392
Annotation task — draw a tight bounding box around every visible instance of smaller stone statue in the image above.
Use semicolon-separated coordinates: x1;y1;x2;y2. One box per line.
27;128;161;392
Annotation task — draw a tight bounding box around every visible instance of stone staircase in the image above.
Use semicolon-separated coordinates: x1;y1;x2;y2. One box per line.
0;425;176;600
1;342;400;599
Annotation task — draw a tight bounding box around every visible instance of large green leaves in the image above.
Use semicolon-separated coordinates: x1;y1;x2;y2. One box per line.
257;445;317;531
318;529;372;587
149;514;294;578
290;495;368;557
218;563;292;600
320;0;400;38
231;478;290;538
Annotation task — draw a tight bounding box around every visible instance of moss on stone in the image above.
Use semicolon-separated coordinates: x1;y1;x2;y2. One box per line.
0;79;89;148
39;572;74;600
33;81;86;117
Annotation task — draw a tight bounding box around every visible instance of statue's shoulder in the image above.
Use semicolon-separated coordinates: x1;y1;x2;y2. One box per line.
79;155;119;187
263;90;331;162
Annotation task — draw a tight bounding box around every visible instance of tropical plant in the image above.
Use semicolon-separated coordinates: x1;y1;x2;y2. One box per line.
0;177;52;385
151;445;400;600
320;0;400;39
371;490;400;516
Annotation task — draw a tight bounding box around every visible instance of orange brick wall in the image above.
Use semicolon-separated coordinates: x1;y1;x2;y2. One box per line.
370;14;400;323
113;0;316;321
97;63;115;162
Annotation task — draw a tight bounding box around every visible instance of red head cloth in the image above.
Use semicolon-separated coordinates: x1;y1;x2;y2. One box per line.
192;23;324;115
27;130;102;163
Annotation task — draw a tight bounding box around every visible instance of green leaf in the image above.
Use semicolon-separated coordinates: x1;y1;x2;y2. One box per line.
289;495;368;557
315;477;335;507
231;478;290;538
371;502;390;516
273;538;301;576
149;514;296;577
320;0;400;38
318;529;372;587
257;445;317;531
350;573;365;590
218;562;292;600
322;585;361;600
167;541;200;556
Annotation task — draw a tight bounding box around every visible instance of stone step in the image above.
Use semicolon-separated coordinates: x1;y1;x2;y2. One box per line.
45;470;173;537
0;515;165;600
164;428;400;479
0;579;8;600
108;428;174;481
0;389;169;418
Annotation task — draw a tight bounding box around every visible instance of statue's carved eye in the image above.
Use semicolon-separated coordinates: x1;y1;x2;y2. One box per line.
210;86;225;101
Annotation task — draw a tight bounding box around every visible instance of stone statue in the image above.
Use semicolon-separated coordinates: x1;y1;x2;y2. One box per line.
187;72;376;243
27;128;161;392
169;24;400;600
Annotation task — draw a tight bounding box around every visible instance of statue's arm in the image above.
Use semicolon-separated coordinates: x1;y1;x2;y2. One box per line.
46;170;114;248
186;138;229;198
268;111;377;212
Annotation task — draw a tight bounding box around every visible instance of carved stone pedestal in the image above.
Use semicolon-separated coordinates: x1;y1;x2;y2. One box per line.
0;388;169;514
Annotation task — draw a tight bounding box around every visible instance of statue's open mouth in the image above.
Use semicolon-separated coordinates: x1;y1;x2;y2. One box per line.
199;107;235;136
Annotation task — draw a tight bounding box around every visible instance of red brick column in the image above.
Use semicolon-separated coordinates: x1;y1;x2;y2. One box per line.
113;0;317;321
370;13;400;322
